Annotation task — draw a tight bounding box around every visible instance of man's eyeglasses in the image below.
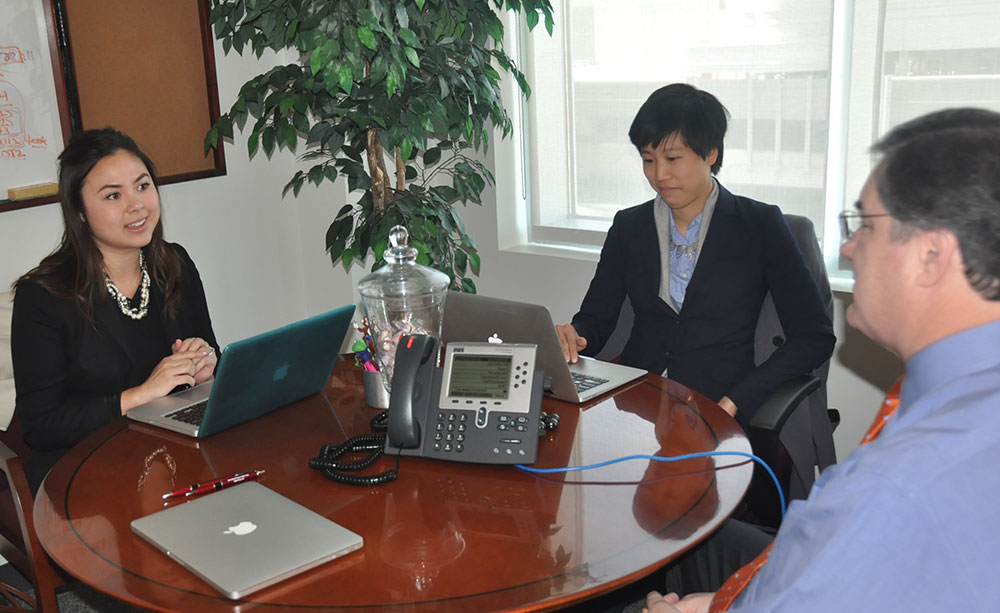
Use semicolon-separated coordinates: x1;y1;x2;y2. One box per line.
839;211;892;241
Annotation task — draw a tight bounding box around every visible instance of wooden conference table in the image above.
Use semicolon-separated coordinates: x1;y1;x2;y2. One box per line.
34;358;752;612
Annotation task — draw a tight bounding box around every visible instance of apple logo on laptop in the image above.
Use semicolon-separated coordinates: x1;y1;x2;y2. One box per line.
272;362;290;382
224;521;257;536
487;333;503;344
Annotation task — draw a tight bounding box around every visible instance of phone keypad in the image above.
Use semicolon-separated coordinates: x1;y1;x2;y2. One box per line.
431;410;529;457
433;410;470;454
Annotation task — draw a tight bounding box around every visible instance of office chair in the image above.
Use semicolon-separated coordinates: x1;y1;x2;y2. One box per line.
0;290;64;611
594;215;837;530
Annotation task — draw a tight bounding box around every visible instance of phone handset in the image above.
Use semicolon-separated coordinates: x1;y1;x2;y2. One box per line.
387;335;440;449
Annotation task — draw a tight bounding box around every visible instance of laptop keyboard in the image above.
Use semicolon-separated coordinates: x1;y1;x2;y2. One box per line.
571;372;610;392
165;400;208;426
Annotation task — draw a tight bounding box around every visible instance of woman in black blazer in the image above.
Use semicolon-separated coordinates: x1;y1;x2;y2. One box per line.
10;128;219;492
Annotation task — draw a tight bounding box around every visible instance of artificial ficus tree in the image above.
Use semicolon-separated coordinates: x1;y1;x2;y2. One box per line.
205;0;554;291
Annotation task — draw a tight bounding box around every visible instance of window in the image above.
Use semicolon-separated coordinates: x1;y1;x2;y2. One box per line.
495;0;1000;290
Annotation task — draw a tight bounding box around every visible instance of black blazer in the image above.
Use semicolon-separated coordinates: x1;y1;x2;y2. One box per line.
572;184;835;423
11;244;218;490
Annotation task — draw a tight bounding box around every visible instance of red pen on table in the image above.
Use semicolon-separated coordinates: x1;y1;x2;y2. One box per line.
161;469;265;500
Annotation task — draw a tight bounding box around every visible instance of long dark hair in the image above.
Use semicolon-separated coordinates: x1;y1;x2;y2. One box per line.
15;128;183;318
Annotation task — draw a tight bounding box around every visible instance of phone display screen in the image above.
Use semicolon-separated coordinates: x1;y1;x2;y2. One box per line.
447;355;512;399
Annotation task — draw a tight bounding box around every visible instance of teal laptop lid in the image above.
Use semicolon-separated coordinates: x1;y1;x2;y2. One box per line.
126;304;355;438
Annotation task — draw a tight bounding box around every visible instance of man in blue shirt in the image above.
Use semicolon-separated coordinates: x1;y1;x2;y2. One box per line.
644;108;1000;612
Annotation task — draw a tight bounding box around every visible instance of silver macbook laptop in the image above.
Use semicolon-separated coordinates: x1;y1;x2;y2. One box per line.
131;481;363;599
127;304;355;437
441;292;646;403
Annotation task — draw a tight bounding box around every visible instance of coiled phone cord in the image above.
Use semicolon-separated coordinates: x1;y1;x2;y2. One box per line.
308;411;400;486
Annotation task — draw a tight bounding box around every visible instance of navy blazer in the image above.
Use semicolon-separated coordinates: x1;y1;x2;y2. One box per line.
572;184;835;423
11;244;218;490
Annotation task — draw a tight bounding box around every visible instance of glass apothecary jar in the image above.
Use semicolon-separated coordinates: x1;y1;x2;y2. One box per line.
357;225;449;392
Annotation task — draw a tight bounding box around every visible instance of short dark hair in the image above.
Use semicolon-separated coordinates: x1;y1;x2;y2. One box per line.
17;128;183;316
872;109;1000;300
628;83;729;174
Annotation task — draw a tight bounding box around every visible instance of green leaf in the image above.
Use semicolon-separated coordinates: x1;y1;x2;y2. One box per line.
423;147;441;165
279;97;294;113
454;249;468;274
400;138;413;162
415;0;425;10
342;248;356;271
449;207;467;233
370;55;388;82
206;126;219;148
247;132;259;156
306;122;329;145
525;9;539;30
338;64;354;94
292;111;310;134
261;127;275;155
358;26;377;51
328;237;346;262
398;28;418;47
356;8;379;29
395;4;409;29
284;123;297;149
309;42;326;75
460;278;477;293
487;20;503;43
468;250;481;275
404;46;420;68
386;70;399;98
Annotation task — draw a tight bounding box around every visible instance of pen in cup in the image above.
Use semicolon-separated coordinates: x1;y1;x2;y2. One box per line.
161;469;265;500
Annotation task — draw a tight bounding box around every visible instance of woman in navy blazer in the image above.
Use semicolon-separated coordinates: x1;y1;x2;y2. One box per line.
10;129;219;492
557;84;834;425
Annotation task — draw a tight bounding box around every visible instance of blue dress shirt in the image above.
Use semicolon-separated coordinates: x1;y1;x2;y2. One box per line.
734;318;1000;611
668;212;702;310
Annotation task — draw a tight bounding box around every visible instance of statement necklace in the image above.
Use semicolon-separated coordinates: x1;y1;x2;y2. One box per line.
669;236;699;262
105;252;151;320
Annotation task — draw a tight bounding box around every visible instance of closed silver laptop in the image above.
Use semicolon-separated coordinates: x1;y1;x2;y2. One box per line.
441;292;646;403
130;481;363;599
126;304;355;437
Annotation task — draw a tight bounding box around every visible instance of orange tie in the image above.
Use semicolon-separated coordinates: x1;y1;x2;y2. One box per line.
708;376;904;611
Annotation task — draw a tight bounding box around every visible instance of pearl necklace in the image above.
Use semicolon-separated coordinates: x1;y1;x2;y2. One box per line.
105;252;151;320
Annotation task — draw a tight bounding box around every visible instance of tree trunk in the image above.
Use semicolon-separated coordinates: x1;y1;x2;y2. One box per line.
366;128;389;214
395;146;405;192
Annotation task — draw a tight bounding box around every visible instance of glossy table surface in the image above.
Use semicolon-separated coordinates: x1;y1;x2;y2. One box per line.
34;359;752;612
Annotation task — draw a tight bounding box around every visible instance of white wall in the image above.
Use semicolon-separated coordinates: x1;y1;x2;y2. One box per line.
1;47;355;348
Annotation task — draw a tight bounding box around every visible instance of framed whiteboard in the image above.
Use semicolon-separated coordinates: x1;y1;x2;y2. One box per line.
0;0;71;212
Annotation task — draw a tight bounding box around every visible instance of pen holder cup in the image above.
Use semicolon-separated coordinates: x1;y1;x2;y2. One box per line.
364;370;391;409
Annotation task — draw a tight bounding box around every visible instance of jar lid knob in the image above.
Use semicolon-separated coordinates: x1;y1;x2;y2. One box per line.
385;225;418;263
